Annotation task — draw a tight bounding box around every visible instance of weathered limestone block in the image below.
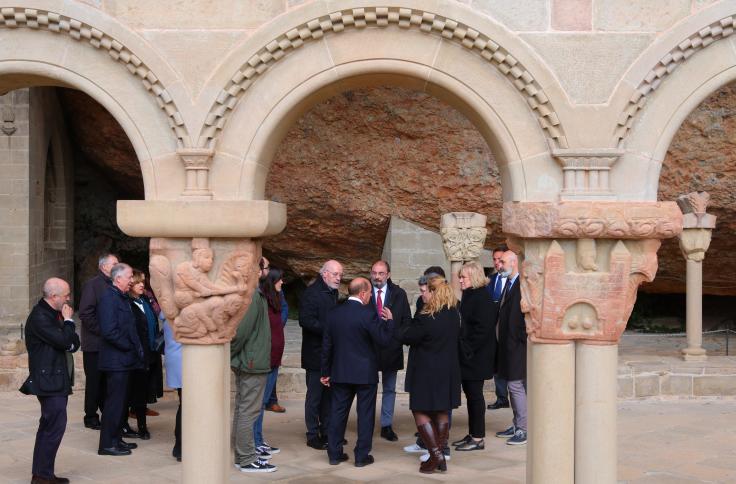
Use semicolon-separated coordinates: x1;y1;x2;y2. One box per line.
149;237;260;345
503;201;682;345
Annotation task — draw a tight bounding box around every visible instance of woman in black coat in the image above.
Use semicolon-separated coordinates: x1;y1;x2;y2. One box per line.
400;276;461;474
454;261;496;451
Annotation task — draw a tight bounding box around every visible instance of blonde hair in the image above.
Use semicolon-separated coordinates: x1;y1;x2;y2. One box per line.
131;269;146;286
421;276;458;316
459;261;489;289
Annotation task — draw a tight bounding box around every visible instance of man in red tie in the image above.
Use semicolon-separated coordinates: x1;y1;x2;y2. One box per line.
369;260;412;442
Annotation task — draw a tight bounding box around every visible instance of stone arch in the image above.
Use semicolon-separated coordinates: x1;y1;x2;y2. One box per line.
608;1;736;200
0;5;190;148
204;1;569;202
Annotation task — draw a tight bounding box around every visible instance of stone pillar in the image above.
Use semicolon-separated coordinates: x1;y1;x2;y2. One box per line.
439;212;488;298
117;199;286;484
676;192;716;361
503;201;682;484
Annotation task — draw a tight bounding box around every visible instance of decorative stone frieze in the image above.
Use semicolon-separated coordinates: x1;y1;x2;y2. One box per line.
149;237;260;345
552;148;621;200
503;201;682;344
439;212;488;262
199;6;568;150
179;148;214;199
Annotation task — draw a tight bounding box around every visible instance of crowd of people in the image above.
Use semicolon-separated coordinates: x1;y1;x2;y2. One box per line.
22;247;526;480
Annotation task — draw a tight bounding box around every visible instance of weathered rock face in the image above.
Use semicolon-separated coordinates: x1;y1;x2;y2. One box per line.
655;82;736;296
265;87;502;278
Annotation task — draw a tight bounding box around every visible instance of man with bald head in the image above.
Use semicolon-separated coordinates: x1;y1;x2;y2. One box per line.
22;278;80;484
320;277;395;466
299;260;343;449
494;250;528;446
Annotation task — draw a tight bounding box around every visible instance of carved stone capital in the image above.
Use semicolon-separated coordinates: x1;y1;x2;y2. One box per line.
518;238;662;345
679;228;712;262
149;237;260;345
552;148;622;200
503;201;682;240
440;212;488;262
677;191;716;229
178;148;214;200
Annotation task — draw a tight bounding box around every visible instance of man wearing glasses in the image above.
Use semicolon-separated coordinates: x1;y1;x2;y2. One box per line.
299;259;343;450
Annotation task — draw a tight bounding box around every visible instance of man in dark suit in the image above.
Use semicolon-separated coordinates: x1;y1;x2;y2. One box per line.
299;259;342;449
320;277;395;467
22;278;80;484
78;253;117;429
368;260;411;442
486;246;511;410
97;263;145;456
494;250;527;445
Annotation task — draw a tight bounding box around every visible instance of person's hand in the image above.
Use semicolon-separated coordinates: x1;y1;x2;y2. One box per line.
320;376;330;387
381;307;393;321
61;303;74;320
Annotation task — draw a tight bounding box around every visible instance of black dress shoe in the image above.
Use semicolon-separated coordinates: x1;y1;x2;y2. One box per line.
84;419;101;430
380;426;398;442
122;426;140;438
137;429;151;440
118;440;138;450
355;455;374;467
172;447;182;462
455;438;485;451
307;437;328;450
451;434;473;446
53;477;70;484
487;398;510;410
329;452;349;465
98;446;131;456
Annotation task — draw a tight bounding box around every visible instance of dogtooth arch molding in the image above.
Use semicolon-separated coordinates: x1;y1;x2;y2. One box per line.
198;5;569;151
0;6;190;148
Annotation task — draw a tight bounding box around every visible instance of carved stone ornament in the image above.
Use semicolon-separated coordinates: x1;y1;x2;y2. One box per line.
503;201;682;239
1;105;16;136
440;212;488;262
149;237;260;345
677;191;717;230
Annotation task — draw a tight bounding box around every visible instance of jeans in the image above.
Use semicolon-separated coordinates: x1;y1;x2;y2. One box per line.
232;370;267;466
253;367;279;447
380;370;397;428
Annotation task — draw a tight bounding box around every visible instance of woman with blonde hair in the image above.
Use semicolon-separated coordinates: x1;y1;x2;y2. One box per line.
400;276;461;474
453;261;496;451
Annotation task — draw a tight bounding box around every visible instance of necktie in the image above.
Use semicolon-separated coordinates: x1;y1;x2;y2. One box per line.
493;276;503;302
376;288;383;316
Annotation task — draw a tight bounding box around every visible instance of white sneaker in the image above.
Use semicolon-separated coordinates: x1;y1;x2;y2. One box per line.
419;452;451;462
403;443;427;453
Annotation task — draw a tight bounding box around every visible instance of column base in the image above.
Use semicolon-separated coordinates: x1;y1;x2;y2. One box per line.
682;348;707;361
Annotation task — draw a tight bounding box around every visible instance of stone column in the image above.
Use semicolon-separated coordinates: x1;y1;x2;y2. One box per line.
504;201;682;484
439;212;488;298
677;192;716;361
117;199;286;484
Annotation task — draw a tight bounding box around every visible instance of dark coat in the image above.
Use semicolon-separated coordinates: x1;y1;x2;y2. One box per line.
321;299;394;384
98;285;145;372
298;276;338;370
369;280;412;371
21;299;80;397
268;304;285;368
78;271;112;352
400;307;461;412
459;286;497;381
496;276;527;382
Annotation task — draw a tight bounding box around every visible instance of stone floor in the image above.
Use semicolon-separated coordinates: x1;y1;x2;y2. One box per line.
1;391;735;483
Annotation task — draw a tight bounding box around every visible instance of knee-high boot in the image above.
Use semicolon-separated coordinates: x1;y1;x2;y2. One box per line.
435;419;449;472
416;422;446;473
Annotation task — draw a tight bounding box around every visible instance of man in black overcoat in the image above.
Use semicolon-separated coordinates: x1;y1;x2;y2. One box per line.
494;250;528;446
22;277;80;484
368;260;411;442
486;246;511;410
78;253;117;429
97;263;145;456
299;259;342;449
320;277;395;467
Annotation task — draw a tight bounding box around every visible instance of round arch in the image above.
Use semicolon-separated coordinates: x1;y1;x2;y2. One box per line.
208;6;565;203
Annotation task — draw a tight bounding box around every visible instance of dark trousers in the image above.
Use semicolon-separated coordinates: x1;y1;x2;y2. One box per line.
99;371;129;449
462;379;486;438
82;351;105;422
32;395;68;479
494;375;508;400
328;382;377;462
305;370;330;440
174;388;182;454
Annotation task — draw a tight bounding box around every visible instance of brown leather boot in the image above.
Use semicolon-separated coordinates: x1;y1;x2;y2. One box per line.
435;420;449;472
416;422;445;473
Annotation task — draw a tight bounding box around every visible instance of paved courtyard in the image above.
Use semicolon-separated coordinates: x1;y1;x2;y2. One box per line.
1;390;735;483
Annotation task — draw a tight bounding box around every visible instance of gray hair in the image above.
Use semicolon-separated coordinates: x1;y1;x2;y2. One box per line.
110;263;131;281
42;278;67;299
98;253;117;269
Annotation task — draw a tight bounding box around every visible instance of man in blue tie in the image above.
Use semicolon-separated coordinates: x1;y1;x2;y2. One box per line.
487;246;511;410
321;277;395;467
